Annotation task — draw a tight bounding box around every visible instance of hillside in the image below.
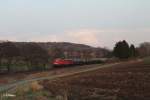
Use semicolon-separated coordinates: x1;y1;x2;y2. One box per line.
14;41;110;58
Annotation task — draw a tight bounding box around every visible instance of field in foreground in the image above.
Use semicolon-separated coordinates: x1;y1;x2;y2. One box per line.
6;59;150;100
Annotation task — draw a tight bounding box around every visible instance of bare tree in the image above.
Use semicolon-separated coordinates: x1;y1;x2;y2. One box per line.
49;46;64;60
0;42;20;72
138;42;150;57
20;43;49;71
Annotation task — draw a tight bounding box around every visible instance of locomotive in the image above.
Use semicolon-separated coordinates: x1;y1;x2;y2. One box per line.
53;58;74;67
53;58;105;67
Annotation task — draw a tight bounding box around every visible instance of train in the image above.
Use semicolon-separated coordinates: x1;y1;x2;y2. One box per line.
53;58;106;67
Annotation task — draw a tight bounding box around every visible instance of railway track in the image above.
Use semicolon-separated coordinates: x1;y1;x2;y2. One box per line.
0;62;123;98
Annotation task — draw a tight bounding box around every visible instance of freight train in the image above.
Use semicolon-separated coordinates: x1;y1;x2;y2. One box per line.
53;58;106;67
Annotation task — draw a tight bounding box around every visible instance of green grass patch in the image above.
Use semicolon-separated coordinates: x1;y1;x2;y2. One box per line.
143;56;150;64
13;90;56;100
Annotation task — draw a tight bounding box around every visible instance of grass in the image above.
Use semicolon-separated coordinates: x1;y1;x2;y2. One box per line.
143;56;150;64
13;90;56;100
3;81;57;100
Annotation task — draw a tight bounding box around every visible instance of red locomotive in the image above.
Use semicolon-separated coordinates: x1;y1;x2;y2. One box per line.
53;58;74;67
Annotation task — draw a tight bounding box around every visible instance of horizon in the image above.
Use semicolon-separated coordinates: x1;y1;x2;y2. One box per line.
0;39;148;50
0;0;150;49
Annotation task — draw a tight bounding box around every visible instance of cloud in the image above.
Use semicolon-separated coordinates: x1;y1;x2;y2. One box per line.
29;34;62;42
64;29;100;46
28;29;101;46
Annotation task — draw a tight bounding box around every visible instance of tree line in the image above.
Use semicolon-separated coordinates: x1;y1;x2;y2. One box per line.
0;42;110;73
113;40;138;59
0;40;149;73
0;42;49;73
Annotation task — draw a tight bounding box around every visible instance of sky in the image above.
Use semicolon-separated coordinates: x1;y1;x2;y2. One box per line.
0;0;150;49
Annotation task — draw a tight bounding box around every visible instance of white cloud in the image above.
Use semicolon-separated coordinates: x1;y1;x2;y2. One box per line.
29;34;62;42
28;29;101;46
65;29;100;46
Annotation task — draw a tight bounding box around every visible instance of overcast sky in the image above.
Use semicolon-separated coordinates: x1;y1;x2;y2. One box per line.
0;0;150;49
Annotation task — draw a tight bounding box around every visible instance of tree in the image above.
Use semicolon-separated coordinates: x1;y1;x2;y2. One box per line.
113;40;130;59
49;47;64;60
0;43;3;66
138;42;150;57
130;44;137;57
20;43;49;71
0;42;20;72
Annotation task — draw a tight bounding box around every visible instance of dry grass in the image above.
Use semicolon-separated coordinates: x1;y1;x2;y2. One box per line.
30;81;43;92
